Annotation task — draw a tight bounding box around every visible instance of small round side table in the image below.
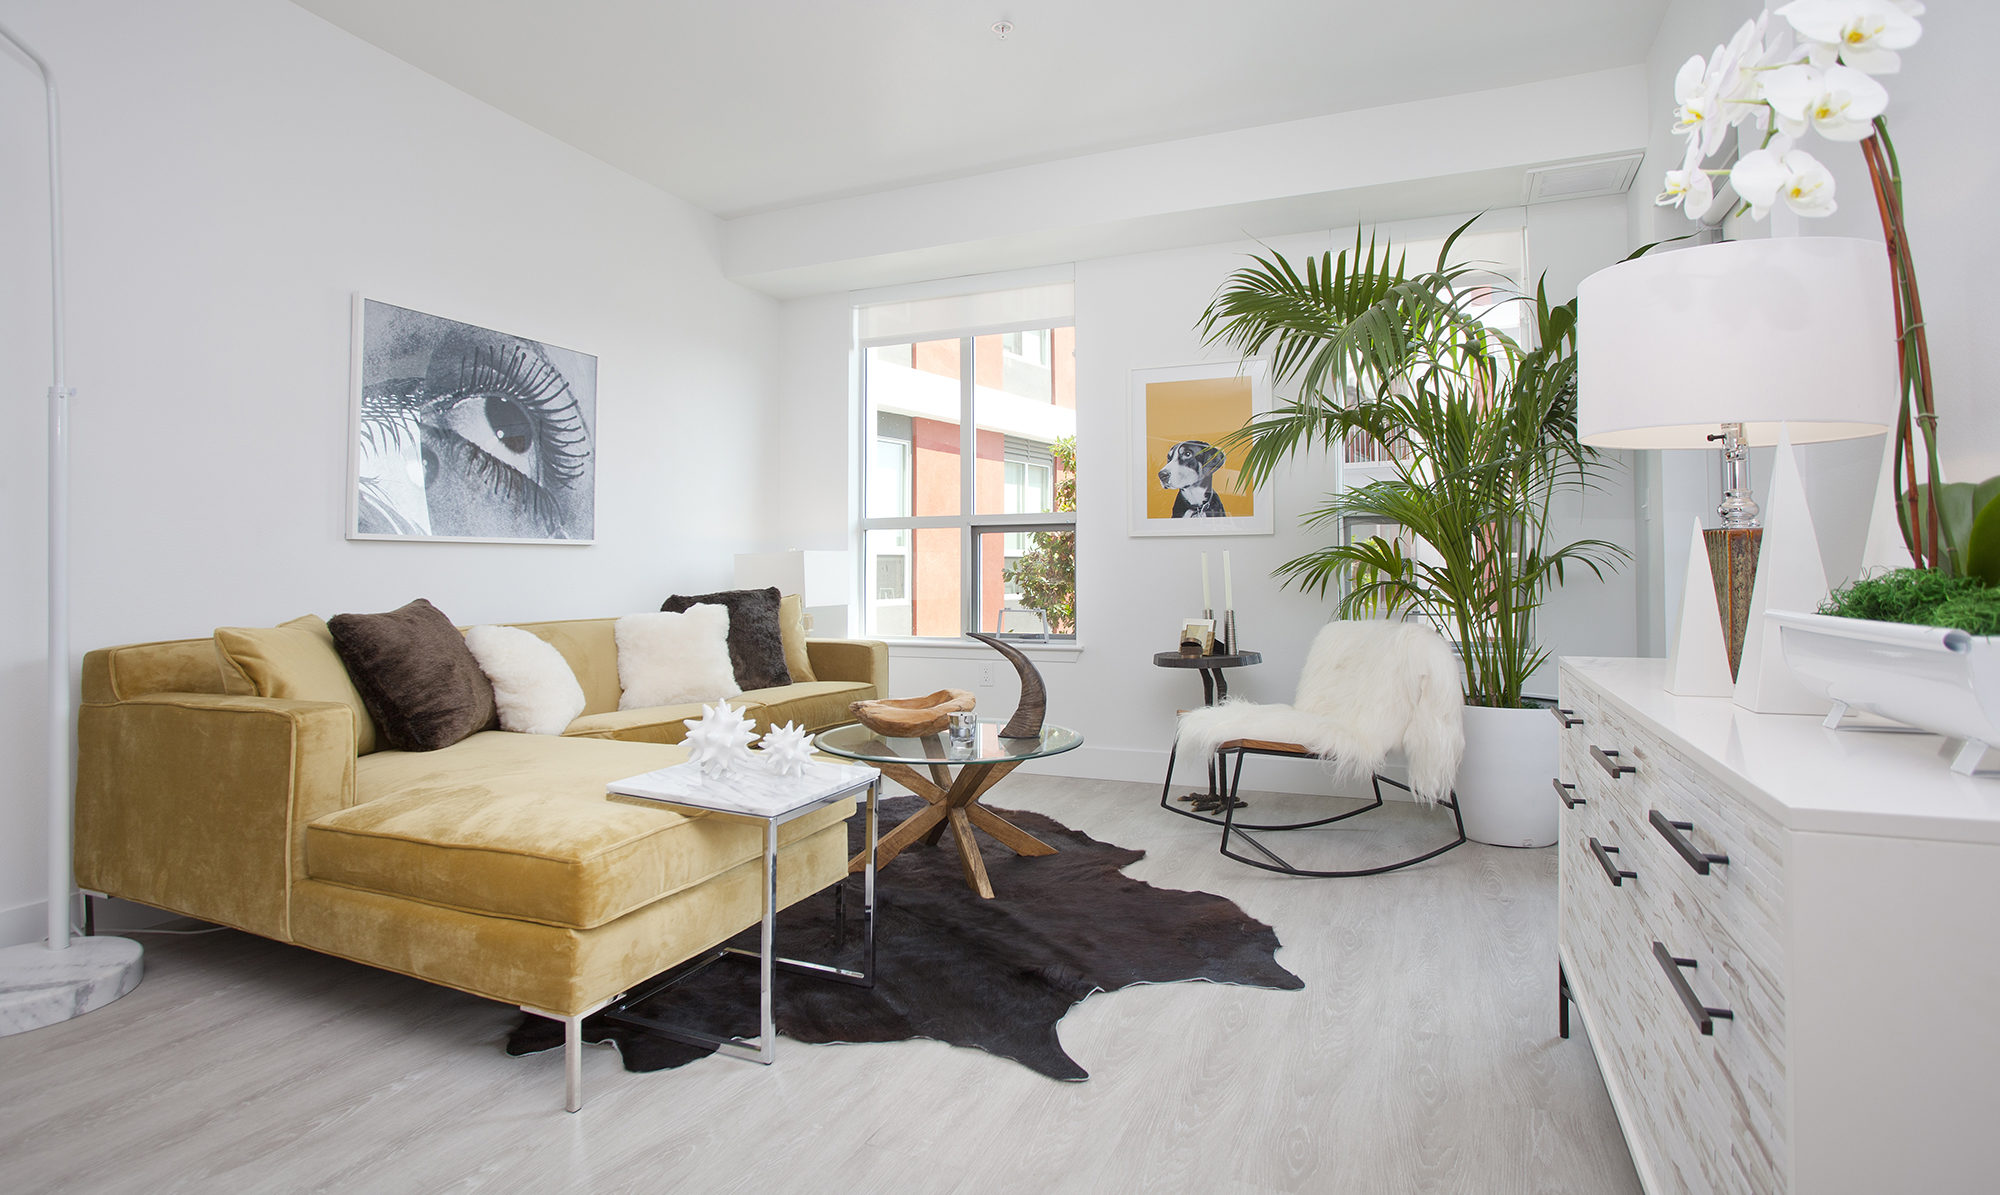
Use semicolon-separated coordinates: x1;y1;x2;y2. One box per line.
1154;651;1262;815
1152;650;1263;708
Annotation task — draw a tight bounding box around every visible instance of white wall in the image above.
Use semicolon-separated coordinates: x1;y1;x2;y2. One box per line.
1631;0;2000;646
772;199;1641;794
0;0;780;944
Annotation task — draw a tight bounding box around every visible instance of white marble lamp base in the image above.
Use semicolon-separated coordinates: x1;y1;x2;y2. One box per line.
0;936;144;1037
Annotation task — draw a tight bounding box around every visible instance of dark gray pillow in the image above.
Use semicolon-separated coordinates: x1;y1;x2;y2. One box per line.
660;586;792;690
328;599;497;752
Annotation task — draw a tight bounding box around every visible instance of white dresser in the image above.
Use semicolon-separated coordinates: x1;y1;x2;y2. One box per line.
1557;657;2000;1195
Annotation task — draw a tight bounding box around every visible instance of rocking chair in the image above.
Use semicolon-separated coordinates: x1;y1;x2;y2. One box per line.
1162;620;1467;877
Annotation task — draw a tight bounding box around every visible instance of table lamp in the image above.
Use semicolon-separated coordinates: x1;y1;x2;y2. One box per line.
734;549;852;635
1577;236;1896;689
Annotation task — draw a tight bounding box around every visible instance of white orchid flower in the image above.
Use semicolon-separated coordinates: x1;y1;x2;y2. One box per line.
1657;139;1717;221
1731;145;1838;219
1760;63;1889;140
1672;52;1720;139
1673;15;1778;154
1777;0;1923;74
1716;12;1781;122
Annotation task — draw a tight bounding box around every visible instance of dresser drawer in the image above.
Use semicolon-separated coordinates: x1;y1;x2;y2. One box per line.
1642;874;1790;1192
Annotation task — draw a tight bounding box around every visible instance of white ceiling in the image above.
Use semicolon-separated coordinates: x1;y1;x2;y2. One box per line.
292;0;1669;219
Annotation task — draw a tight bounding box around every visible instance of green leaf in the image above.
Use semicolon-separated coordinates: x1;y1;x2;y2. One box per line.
1933;482;1981;572
1964;482;2000;587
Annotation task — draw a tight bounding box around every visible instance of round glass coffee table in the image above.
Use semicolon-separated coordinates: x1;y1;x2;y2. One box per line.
814;721;1082;899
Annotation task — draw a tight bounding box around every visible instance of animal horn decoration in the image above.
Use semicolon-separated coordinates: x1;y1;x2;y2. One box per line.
967;632;1046;739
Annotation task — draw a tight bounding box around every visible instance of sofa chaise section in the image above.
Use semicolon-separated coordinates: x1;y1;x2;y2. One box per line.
73;616;888;1109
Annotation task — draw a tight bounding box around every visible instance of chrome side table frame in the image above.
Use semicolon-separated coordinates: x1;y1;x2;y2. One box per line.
534;774;880;1111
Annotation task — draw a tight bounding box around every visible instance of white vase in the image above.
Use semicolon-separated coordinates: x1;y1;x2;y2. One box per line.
1455;703;1559;848
1770;609;2000;774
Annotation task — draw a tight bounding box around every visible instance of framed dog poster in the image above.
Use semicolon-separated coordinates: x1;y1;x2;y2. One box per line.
1128;360;1274;537
348;297;597;544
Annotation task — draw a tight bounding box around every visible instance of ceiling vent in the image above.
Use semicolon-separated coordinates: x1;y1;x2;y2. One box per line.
1523;153;1644;204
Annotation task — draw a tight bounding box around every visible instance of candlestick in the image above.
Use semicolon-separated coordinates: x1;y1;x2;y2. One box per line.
1201;552;1211;612
1223;551;1234;612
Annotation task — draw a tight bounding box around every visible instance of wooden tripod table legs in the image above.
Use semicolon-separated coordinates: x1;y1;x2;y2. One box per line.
847;758;1056;898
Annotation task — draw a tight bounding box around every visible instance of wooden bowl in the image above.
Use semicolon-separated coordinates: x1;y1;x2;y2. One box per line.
849;689;977;738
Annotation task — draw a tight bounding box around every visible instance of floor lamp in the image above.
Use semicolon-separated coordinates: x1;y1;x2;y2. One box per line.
0;19;143;1037
1576;236;1896;696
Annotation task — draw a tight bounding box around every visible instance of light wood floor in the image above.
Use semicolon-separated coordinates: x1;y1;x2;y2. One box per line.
0;777;1639;1194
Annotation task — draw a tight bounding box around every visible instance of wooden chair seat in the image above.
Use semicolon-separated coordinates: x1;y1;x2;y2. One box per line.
1214;738;1313;756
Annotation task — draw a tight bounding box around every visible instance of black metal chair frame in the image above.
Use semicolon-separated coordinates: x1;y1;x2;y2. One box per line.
1160;738;1466;878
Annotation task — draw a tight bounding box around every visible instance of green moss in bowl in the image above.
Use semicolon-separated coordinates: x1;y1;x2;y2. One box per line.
1820;568;2000;636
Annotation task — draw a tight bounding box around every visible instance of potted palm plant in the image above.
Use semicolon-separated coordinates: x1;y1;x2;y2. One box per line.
1198;224;1626;846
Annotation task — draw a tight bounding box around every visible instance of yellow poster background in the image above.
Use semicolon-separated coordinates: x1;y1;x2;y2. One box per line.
1144;376;1256;520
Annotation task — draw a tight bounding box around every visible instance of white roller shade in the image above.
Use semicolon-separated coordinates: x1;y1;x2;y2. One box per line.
857;281;1074;344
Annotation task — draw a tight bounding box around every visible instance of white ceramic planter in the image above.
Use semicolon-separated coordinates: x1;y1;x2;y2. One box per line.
1770;609;2000;774
1455;703;1559;848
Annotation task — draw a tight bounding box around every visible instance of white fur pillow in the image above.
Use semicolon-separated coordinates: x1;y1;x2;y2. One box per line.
463;624;588;735
615;606;741;710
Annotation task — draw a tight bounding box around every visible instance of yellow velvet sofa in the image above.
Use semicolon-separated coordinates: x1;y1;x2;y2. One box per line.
72;614;887;1110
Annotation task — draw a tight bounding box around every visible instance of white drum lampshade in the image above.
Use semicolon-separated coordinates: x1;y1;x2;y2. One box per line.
1576;236;1897;451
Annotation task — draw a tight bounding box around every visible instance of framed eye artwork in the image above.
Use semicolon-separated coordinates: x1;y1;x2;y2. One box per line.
347;297;598;544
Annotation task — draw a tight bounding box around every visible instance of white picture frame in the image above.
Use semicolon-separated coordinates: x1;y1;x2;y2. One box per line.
1128;360;1274;537
347;295;598;544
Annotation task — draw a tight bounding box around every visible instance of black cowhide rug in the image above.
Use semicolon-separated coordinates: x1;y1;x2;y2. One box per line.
509;796;1302;1081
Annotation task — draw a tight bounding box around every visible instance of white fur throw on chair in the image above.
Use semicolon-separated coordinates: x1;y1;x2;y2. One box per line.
1175;619;1466;803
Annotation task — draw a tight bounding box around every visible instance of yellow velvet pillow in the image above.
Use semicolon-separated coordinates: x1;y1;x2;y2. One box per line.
215;614;379;755
778;593;815;683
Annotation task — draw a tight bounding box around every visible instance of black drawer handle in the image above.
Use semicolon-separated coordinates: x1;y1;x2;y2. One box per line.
1653;941;1734;1035
1649;809;1729;875
1551;706;1582;729
1553;778;1582;809
1590;746;1636;779
1588;837;1635;886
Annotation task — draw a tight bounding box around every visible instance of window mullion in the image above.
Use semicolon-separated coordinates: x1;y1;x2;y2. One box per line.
959;335;977;636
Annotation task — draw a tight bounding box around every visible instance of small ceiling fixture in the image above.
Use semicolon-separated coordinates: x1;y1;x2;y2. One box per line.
991;21;1013;40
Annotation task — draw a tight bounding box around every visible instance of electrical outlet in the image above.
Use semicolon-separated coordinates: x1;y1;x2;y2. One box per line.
979;663;996;687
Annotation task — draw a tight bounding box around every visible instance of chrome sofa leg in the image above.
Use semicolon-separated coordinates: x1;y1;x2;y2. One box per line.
564;1015;583;1113
521;998;617;1113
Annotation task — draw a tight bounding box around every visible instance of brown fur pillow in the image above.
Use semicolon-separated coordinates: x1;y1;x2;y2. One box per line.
329;599;497;751
659;586;792;691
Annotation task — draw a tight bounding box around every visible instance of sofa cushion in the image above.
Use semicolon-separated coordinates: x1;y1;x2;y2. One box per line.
329;599;497;752
309;732;852;930
562;701;752;744
738;680;875;734
778;594;816;683
464;624;587;735
661;587;791;690
616;607;739;709
215;614;380;755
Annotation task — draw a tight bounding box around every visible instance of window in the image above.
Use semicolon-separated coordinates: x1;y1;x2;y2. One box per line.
1338;229;1526;467
858;294;1077;641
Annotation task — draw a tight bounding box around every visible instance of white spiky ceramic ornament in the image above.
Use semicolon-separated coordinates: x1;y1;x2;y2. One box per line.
759;722;813;777
682;702;758;778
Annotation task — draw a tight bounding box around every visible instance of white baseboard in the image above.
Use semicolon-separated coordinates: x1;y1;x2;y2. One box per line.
0;900;45;949
2;893;187;946
1014;743;1409;801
